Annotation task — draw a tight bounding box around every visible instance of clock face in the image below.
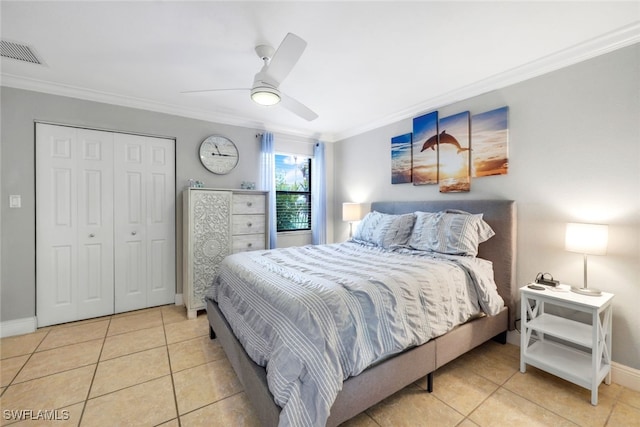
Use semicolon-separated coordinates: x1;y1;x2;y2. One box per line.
199;135;239;175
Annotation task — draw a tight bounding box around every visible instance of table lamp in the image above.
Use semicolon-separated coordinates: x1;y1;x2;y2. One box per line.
565;222;608;296
342;203;363;238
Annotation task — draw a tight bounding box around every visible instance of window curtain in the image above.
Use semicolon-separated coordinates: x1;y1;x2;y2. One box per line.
260;132;277;249
311;141;327;245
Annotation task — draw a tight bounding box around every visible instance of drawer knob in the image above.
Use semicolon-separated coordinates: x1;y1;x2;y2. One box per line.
247;222;252;227
247;243;253;248
247;202;253;207
89;233;95;238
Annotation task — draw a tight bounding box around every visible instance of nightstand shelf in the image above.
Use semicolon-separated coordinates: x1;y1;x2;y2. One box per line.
527;313;592;348
520;285;614;405
524;340;608;390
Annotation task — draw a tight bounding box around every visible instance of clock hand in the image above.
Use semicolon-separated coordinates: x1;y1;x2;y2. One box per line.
214;144;222;155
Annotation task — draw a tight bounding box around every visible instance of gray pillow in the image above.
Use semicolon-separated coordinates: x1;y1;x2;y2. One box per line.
353;211;416;248
409;210;495;256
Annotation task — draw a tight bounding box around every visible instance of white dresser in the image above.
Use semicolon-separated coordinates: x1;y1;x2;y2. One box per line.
182;188;269;319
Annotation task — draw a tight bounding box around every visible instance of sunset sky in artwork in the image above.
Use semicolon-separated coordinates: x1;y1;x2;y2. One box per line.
412;111;439;185
438;111;470;192
438;111;470;180
391;133;412;184
471;106;509;177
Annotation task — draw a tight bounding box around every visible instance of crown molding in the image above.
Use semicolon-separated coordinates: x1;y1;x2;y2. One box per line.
0;73;324;140
2;22;638;143
332;22;640;142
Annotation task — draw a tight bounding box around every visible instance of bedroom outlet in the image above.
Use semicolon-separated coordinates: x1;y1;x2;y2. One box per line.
9;195;21;208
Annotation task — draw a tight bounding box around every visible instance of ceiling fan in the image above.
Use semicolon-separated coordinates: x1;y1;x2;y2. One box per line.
182;33;318;121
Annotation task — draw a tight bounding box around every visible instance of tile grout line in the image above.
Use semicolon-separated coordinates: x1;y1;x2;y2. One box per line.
603;400;618;427
501;373;604;426
177;390;247;422
0;329;53;426
160;312;243;424
429;375;480;425
77;315;113;427
162;308;183;427
461;383;502;426
0;328;52;397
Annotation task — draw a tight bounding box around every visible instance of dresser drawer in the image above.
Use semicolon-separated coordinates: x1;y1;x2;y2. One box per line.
232;214;265;235
233;194;266;215
233;234;266;253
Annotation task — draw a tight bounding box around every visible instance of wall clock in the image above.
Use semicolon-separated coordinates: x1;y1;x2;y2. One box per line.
199;135;239;175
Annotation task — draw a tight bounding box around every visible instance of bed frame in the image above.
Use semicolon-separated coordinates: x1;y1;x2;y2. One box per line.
207;199;516;426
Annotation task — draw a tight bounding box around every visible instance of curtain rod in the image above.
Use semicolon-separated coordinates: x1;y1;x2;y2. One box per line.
256;132;322;146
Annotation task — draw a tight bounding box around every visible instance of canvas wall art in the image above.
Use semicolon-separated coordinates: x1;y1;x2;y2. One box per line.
438;111;471;192
471;106;509;177
412;111;439;185
391;133;413;184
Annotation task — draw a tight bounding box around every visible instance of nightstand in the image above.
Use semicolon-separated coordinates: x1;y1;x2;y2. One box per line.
520;285;614;405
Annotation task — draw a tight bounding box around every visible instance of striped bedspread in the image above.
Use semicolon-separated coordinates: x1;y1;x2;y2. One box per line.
207;242;504;427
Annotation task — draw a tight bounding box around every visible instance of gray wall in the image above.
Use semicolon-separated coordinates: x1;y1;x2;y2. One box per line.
0;88;321;322
333;44;640;369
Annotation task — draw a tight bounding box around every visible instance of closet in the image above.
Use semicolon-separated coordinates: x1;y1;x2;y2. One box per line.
36;123;175;327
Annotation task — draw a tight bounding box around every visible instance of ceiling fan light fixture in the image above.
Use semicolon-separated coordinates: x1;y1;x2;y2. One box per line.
251;86;281;106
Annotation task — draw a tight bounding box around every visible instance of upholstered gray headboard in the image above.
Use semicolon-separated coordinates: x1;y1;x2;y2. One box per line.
370;200;517;330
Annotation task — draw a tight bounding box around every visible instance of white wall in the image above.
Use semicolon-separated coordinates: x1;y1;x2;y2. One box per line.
333;44;640;369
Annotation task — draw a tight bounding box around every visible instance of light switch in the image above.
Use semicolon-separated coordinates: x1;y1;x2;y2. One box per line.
9;195;21;208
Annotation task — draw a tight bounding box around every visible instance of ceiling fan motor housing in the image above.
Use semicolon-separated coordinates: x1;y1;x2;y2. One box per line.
255;44;275;62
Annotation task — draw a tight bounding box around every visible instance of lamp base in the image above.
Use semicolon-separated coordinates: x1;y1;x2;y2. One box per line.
571;286;602;296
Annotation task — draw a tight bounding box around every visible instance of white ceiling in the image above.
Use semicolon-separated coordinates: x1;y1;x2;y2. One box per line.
1;1;639;142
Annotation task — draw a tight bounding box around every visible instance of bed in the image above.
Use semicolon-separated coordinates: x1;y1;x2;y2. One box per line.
206;199;516;426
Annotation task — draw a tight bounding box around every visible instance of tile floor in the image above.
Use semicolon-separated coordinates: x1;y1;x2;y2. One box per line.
1;305;639;426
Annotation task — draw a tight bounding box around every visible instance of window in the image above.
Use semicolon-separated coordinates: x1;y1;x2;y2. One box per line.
275;154;312;232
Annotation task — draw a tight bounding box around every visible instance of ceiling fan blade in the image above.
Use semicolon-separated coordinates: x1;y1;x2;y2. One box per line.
265;33;307;85
180;88;249;94
280;93;318;121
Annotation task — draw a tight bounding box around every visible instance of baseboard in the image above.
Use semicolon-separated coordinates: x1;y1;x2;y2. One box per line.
0;317;37;338
174;293;183;306
1;297;185;338
506;329;520;346
612;362;640;392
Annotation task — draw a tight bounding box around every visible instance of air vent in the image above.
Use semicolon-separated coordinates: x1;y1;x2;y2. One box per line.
1;40;42;64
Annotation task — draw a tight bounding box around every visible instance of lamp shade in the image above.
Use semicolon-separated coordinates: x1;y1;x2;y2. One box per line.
342;203;363;222
565;222;608;255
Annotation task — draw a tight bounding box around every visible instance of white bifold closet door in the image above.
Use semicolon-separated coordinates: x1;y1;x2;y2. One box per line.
36;123;175;327
113;133;175;313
